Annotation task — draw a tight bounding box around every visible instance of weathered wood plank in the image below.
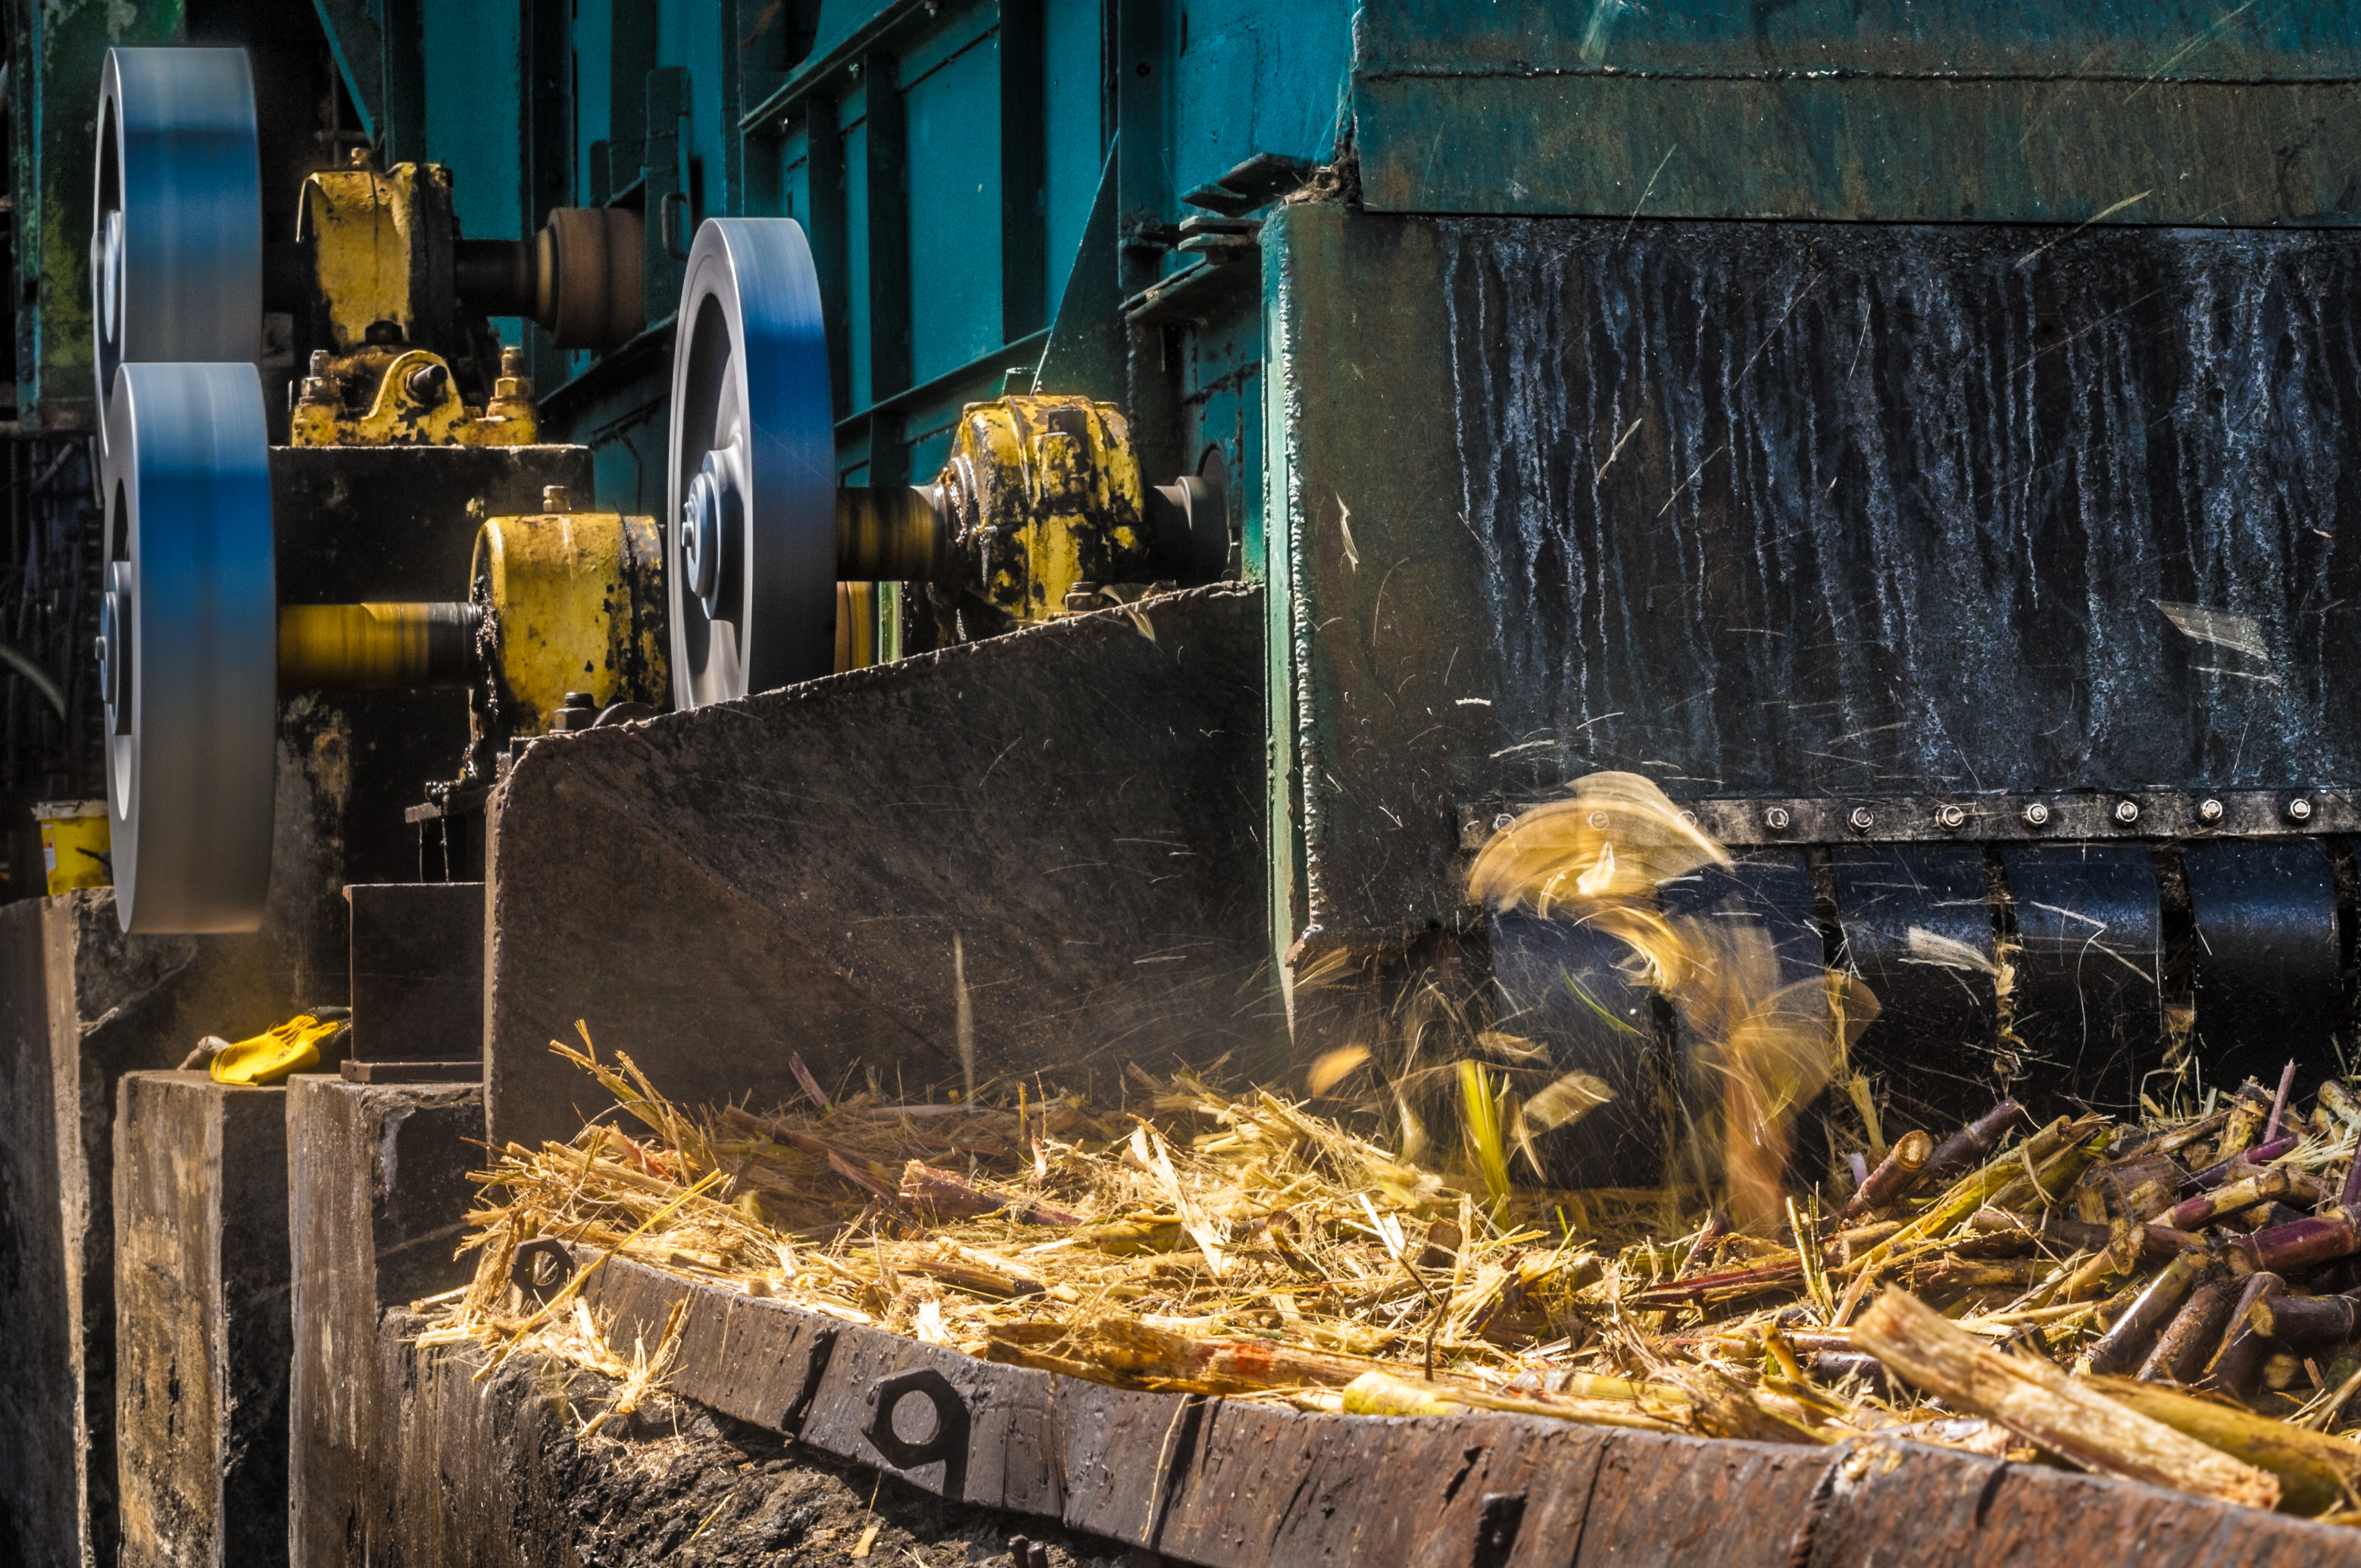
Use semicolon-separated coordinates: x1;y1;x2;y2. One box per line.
575;1254;2360;1568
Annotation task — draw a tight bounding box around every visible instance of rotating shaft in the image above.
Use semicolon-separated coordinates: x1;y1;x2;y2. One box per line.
835;486;947;581
277;603;480;690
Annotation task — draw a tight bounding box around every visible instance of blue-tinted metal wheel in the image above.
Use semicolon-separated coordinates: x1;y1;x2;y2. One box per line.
101;363;277;934
666;218;835;708
92;48;263;414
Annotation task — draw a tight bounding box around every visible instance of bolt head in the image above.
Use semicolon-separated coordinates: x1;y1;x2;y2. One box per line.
1847;806;1875;833
2289;796;2315;823
402;360;449;404
2022;801;2050;828
1763;806;1791;831
2198;798;2225;824
1935;804;1966;830
1588;810;1609;829
1491;813;1516;833
2114;798;2141;825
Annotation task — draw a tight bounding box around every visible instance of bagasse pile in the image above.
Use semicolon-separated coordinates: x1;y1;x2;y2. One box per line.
422;773;2361;1522
423;1034;2361;1523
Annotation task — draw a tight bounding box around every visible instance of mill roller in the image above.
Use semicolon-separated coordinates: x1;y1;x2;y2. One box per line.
92;47;1232;933
664;218;1229;707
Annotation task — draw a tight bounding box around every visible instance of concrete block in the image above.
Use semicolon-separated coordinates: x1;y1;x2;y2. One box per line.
114;1073;292;1568
0;894;310;1568
286;1073;483;1568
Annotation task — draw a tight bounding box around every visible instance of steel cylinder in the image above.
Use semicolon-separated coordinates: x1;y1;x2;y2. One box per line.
836;485;948;581
277;602;479;690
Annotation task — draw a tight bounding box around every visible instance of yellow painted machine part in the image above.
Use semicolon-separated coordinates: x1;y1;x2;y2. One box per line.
278;602;476;689
32;800;110;895
835;582;878;672
300;161;438;351
938;395;1148;625
288;347;537;448
474;508;668;734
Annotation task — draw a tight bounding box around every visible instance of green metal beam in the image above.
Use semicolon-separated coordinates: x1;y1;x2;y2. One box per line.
13;0;182;429
1357;0;2361;224
311;0;426;161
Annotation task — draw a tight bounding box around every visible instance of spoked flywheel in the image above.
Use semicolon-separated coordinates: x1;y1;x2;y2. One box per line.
92;47;263;412
99;363;277;933
667;219;836;708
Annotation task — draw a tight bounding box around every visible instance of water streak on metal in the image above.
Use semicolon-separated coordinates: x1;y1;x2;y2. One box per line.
1442;220;2361;802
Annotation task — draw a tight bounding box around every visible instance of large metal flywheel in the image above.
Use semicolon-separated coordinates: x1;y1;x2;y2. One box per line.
100;364;277;933
92;48;263;414
667;219;836;708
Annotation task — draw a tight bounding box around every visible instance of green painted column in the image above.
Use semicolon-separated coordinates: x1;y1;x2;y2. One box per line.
12;0;182;430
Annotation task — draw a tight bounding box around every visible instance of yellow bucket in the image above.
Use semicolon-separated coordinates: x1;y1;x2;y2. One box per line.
33;800;111;897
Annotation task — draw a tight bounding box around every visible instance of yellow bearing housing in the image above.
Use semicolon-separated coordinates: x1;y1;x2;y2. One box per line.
933;395;1151;626
471;493;669;737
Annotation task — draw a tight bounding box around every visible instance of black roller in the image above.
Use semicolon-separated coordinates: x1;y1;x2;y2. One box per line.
1659;850;1823;989
1831;845;2001;1132
1662;849;1837;1182
2181;839;2343;1092
1489;908;1672;1189
1999;844;2164;1117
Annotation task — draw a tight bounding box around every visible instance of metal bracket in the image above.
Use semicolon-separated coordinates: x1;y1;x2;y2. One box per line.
1697;789;2353;845
1469;789;2356;850
861;1367;970;1495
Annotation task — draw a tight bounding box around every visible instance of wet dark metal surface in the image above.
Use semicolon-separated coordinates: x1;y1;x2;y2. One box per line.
485;584;1277;1154
2181;839;2345;1088
1355;2;2361;224
1832;847;2002;1129
2000;844;2165;1114
1270;208;2361;950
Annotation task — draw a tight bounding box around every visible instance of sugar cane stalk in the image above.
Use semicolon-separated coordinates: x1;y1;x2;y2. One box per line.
2181;1134;2297;1196
1921;1098;2028;1185
2250;1288;2361;1345
2264;1060;2298;1144
2086;1248;2210;1376
1854;1289;2279;1510
1844;1129;1935;1219
2198;1273;2284;1400
2166;1167;2309;1232
2318;1079;2361;1137
1967;1207;2200;1266
2216;1081;2275;1164
1986;1128;2113;1212
2086;1375;2361;1516
1847;1116;2100;1279
2138;1276;2240;1384
1340;1370;1684;1432
2231;1206;2361;1276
